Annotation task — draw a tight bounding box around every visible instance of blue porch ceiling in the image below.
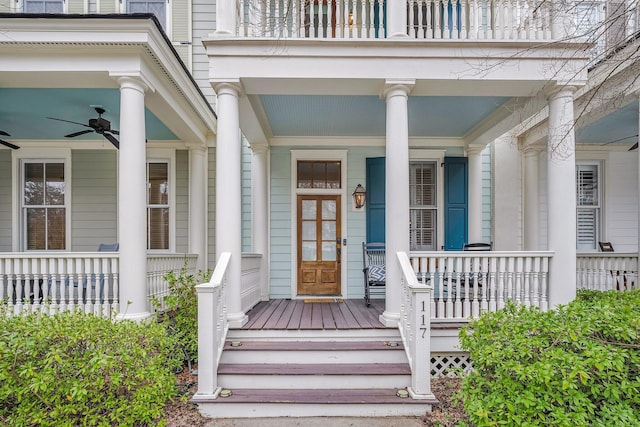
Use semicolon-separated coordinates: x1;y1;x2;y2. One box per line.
576;102;639;147
260;95;511;137
0;88;178;141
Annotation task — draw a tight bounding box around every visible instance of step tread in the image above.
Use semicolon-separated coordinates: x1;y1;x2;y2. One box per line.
218;363;411;375
198;388;438;404
224;340;404;351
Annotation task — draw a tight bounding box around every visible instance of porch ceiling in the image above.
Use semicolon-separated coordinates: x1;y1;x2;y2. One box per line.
576;102;639;148
259;95;511;138
0;88;177;142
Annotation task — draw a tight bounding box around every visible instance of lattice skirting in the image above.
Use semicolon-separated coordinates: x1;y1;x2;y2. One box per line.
431;353;473;378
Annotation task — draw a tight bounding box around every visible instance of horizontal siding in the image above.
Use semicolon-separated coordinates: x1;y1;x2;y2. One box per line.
242;138;252;252
605;151;638;252
98;0;117;14
67;0;85;14
207;149;216;270
481;145;492;243
176;150;189;253
0;151;12;251
269;147;291;298
192;0;217;106
71;150;117;251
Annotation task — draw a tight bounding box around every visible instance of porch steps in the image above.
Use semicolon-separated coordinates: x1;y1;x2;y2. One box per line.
194;330;437;418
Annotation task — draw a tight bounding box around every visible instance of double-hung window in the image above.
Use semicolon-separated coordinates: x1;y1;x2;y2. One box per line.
147;161;170;250
23;0;64;13
128;0;167;30
576;163;601;251
409;161;437;251
22;161;67;250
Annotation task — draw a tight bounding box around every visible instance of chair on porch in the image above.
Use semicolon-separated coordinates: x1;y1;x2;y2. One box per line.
362;242;385;307
598;241;636;290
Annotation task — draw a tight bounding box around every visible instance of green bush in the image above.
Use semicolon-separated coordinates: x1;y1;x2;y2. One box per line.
459;290;640;427
154;266;210;363
0;310;180;426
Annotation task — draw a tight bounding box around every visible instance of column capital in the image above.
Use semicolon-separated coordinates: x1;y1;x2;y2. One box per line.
185;142;207;154
250;143;269;155
212;80;242;97
466;146;485;156
381;80;415;100
545;84;576;101
111;73;154;94
522;145;543;157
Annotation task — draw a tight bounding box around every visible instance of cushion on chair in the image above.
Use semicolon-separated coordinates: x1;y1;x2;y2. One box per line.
368;265;386;283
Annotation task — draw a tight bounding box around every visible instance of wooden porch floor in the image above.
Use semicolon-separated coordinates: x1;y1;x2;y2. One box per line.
241;299;389;330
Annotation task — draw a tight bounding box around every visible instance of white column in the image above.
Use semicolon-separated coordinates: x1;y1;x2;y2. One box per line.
188;144;208;271
215;0;237;36
116;76;150;320
547;86;577;307
251;144;270;301
381;80;413;327
387;0;408;38
523;146;541;251
214;81;247;327
467;147;483;244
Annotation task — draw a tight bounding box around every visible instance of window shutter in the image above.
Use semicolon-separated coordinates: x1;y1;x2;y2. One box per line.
577;209;597;250
444;157;468;251
365;157;385;243
576;164;599;251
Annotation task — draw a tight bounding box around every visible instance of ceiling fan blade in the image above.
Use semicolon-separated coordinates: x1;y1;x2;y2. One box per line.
110;130;120;135
0;139;19;150
628;142;638;151
47;117;92;127
65;129;94;138
104;133;120;149
0;130;10;137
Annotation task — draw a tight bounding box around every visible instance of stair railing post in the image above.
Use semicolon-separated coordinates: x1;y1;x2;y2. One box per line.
195;281;221;398
408;284;433;399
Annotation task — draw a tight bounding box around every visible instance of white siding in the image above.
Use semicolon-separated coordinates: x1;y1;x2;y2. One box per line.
0;151;11;251
242;138;252;252
71;150;118;251
192;0;217;107
207;149;216;270
481;145;493;243
539;152;548;249
176;150;189;253
605;151;638;252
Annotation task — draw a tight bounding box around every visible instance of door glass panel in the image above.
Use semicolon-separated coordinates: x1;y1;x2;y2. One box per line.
301;200;316;220
298;162;313;188
322;221;336;240
302;221;316;240
322;200;336;220
326;162;340;189
302;242;317;261
322;242;336;261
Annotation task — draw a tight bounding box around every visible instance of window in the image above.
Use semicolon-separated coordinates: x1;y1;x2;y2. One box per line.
576;163;600;251
409;161;437;251
147;161;170;250
128;0;166;30
297;161;341;189
22;161;66;250
24;0;63;13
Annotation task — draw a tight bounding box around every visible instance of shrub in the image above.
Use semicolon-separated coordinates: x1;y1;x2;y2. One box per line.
154;266;211;363
0;310;180;426
459;290;640;427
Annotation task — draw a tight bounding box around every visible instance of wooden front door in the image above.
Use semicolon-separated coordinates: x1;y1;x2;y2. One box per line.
297;195;341;295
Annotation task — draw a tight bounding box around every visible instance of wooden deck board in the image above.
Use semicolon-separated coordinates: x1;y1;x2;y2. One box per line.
240;299;388;331
219;363;411;375
208;388;437;404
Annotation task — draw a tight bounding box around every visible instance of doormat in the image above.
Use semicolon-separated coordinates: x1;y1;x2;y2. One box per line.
303;298;343;303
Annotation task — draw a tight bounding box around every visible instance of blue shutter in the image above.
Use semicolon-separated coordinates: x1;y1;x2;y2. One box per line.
444;157;467;251
366;157;386;243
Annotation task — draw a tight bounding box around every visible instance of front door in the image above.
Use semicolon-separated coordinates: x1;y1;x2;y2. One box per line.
297;195;341;295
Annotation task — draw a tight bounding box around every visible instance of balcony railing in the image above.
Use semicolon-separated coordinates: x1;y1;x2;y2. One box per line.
576;253;638;292
236;0;554;40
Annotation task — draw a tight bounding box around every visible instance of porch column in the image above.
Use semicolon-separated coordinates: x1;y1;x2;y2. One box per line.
188;143;208;271
467;147;483;244
524;146;541;251
214;81;247;327
547;85;577;306
116;76;150;320
214;0;237;36
251;144;270;300
381;80;414;327
387;0;408;38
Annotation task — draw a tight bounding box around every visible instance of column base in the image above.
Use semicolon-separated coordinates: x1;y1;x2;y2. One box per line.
379;311;400;327
115;311;152;322
227;311;248;328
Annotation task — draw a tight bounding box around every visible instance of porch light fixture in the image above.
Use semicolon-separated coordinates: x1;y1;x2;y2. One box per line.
352;184;366;209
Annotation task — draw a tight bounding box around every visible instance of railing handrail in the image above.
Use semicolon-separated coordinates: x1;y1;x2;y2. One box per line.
0;252;119;259
208;252;232;288
410;250;554;257
577;252;638;258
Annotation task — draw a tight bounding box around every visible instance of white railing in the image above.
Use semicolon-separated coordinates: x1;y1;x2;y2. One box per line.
576;253;638;292
397;251;434;399
236;0;553;40
194;252;231;401
410;251;552;320
241;253;263;312
147;253;199;310
0;252;119;317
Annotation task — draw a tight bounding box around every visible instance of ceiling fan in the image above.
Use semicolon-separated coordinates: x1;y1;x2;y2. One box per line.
48;107;119;149
0;130;19;149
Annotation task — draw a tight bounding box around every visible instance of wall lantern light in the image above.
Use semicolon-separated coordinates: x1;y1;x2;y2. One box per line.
352;184;366;209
